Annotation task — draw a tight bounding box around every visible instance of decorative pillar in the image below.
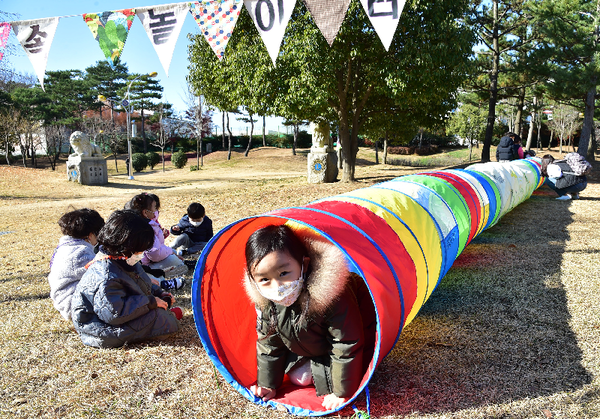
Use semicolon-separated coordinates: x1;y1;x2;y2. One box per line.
307;121;338;183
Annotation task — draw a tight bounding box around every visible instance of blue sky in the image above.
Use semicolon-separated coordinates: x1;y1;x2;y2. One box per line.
1;0;286;134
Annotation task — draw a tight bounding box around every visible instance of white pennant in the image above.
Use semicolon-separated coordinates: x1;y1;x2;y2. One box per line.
11;17;60;90
137;3;189;76
359;0;405;51
243;0;296;65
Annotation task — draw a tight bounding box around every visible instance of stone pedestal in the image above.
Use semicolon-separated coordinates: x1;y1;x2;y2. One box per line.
307;151;338;183
67;156;108;185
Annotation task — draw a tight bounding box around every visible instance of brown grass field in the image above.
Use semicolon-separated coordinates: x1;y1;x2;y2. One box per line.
0;147;599;418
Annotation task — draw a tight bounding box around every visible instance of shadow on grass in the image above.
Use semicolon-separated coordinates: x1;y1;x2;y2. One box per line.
363;193;593;416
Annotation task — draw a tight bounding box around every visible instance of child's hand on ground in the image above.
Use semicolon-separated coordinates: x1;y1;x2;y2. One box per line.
322;394;346;410
156;298;169;310
172;225;180;232
250;385;276;401
162;228;170;239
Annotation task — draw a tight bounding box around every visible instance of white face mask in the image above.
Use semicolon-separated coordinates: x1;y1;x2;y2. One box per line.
256;266;304;307
189;218;204;227
126;252;144;266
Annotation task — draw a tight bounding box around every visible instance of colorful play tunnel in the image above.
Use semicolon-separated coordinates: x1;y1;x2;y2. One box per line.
191;157;543;416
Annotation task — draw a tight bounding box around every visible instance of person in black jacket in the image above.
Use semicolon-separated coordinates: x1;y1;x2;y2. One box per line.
496;132;521;162
170;202;214;255
541;154;588;200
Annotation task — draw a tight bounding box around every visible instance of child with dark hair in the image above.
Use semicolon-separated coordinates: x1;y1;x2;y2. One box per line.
541;154;588;200
126;193;187;290
71;210;181;348
48;208;105;322
244;224;376;411
170;202;214;255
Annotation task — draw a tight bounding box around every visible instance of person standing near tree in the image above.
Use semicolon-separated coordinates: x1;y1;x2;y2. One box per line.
496;132;521;162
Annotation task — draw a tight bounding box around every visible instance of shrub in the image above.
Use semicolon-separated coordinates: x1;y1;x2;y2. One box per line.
190;165;199;171
171;150;188;169
387;146;415;155
131;153;148;172
414;145;439;156
146;151;160;169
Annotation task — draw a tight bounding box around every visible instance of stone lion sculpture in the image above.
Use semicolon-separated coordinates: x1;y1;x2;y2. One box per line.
311;121;332;151
69;131;102;158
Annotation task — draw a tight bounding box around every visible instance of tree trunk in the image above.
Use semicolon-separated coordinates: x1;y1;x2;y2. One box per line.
162;148;166;172
482;0;499;163
578;84;595;157
262;115;266;147
292;124;299;155
515;87;526;137
141;109;148;153
244;113;254;157
375;138;379;164
525;104;535;150
548;130;553;150
197;96;203;167
222;112;226;149
114;153;118;172
226;113;232;160
383;130;388;164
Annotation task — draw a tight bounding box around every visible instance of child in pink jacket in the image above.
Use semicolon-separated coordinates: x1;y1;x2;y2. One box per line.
126;193;187;290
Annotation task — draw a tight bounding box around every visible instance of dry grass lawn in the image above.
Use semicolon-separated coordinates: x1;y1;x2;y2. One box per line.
0;147;598;418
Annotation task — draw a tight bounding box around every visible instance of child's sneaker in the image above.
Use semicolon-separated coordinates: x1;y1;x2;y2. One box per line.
184;259;197;270
170;306;183;320
161;276;185;291
572;192;580;199
176;248;186;256
556;194;572;201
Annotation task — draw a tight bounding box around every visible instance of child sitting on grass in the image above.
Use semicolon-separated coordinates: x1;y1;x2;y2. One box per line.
48;208;105;322
126;193;187;290
244;224;375;411
170;202;214;256
71;210;181;348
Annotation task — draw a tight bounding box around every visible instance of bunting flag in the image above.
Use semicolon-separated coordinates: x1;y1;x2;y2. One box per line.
83;9;136;66
189;0;243;60
0;22;11;62
136;3;189;76
359;0;405;50
243;0;296;65
303;0;350;46
11;17;60;89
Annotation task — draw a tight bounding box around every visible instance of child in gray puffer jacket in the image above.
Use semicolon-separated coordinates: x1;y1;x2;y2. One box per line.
48;208;105;322
71;210;180;348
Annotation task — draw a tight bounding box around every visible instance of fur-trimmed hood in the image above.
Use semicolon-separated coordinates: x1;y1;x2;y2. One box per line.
243;238;350;318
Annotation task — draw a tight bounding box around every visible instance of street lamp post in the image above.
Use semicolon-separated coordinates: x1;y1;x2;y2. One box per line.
98;71;157;180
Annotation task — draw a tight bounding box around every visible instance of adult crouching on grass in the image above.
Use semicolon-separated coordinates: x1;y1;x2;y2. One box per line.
71;210;181;348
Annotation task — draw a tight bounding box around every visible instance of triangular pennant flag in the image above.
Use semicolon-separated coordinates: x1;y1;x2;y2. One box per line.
303;0;350;46
83;9;136;66
0;22;11;62
359;0;405;50
11;17;60;89
137;3;189;76
243;0;296;65
189;0;243;60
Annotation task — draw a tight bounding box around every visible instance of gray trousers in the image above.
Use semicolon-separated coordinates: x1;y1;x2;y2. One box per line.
170;233;207;254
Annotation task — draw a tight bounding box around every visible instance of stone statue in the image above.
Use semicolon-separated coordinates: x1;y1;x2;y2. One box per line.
67;131;107;185
307;120;338;183
311;121;333;152
69;131;102;158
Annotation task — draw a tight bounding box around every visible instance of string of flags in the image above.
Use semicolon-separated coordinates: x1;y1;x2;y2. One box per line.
0;0;406;89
